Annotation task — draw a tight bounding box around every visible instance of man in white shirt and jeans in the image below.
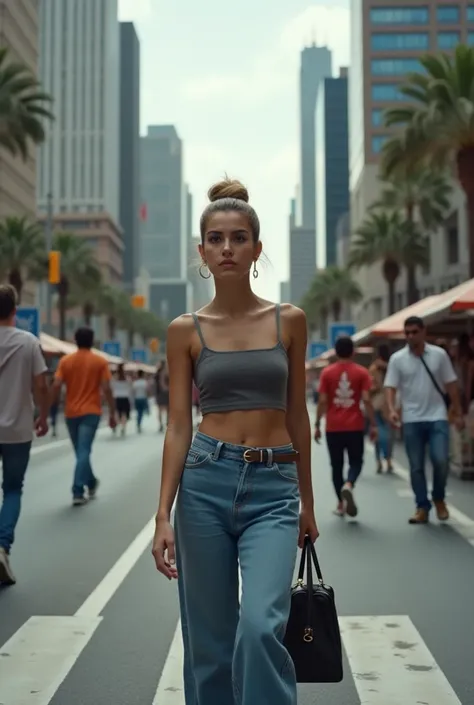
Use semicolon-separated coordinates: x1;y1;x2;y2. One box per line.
0;285;49;584
384;316;463;525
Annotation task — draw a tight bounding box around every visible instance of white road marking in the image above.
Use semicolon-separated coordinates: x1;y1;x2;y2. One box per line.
152;624;184;705
340;615;462;704
154;615;463;705
0;615;101;704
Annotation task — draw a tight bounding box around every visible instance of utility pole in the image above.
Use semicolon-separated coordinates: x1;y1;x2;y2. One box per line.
45;192;53;331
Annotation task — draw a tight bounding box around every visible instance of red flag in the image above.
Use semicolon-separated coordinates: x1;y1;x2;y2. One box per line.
139;203;147;222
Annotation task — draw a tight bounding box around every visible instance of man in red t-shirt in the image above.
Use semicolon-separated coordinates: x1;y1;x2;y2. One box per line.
315;337;377;517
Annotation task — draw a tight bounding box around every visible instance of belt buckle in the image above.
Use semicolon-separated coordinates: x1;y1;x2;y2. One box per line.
243;449;253;462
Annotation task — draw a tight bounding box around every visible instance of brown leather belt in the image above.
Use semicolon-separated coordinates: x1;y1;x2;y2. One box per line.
243;448;299;464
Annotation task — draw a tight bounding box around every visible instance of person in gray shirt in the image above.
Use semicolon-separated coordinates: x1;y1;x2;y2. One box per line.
384;315;463;525
0;285;49;585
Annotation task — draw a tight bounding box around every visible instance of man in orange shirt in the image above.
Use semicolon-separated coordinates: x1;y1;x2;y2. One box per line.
51;327;117;506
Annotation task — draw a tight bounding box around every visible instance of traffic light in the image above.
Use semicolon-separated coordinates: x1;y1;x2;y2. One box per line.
48;251;61;284
149;338;160;353
131;294;145;308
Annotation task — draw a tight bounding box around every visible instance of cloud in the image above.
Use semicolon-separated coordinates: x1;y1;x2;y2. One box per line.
181;4;350;103
118;0;152;21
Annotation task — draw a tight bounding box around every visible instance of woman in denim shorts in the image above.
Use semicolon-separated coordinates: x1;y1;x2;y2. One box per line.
152;178;319;705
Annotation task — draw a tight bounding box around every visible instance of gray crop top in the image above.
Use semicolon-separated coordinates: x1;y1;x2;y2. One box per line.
192;305;289;415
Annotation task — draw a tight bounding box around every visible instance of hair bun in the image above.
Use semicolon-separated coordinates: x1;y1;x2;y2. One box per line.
208;178;249;204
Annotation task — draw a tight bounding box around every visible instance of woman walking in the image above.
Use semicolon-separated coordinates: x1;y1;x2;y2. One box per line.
132;370;149;433
112;364;131;437
152;178;318;705
369;344;393;473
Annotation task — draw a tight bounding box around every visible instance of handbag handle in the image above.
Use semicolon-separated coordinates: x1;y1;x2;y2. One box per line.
296;536;324;643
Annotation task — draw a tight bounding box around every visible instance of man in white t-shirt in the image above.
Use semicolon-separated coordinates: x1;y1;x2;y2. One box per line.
0;285;49;585
384;316;463;525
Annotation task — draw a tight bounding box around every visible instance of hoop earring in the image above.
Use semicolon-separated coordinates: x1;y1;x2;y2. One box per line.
199;262;211;279
253;260;259;279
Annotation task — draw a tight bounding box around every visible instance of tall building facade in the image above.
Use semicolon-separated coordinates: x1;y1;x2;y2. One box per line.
316;70;349;267
350;0;472;327
119;22;140;291
300;44;332;230
140;125;188;321
37;0;120;222
0;1;38;221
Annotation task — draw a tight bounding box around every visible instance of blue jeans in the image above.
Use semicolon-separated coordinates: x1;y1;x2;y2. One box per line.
135;399;147;429
375;411;392;461
66;414;100;498
403;420;449;511
175;431;300;705
0;442;32;554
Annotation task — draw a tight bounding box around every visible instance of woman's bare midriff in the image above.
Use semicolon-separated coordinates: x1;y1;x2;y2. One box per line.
198;409;292;448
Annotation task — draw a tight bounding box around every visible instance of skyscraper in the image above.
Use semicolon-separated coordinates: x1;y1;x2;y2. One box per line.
37;0;120;221
119;22;141;292
350;0;472;327
140;125;189;321
300;44;332;230
315;70;349;267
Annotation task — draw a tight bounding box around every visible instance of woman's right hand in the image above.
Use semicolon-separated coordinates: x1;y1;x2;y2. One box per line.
152;519;178;580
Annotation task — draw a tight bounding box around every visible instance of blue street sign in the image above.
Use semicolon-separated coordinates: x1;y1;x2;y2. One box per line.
103;340;122;357
131;348;147;364
16;307;40;337
308;341;328;359
329;322;356;349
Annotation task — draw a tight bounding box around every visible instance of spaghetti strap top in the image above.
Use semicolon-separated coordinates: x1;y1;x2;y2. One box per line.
192;305;288;415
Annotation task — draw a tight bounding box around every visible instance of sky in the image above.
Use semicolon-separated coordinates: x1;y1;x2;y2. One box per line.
118;0;350;301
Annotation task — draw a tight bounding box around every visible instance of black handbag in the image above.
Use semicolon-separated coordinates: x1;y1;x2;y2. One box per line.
284;536;343;683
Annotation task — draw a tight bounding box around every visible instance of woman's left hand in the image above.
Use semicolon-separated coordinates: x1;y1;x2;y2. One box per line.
298;507;320;547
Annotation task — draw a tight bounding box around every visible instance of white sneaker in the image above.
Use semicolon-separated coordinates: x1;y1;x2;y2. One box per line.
0;547;16;585
341;483;358;518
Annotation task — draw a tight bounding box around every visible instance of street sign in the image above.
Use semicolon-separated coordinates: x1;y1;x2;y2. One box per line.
149;338;160;353
329;322;356;349
131;294;145;308
308;341;328;359
103;340;121;357
131;348;147;364
16;307;40;337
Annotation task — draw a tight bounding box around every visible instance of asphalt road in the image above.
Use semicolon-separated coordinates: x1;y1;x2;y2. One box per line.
1;408;474;705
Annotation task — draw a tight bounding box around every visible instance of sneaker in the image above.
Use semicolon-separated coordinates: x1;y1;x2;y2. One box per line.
72;497;88;507
333;502;345;517
88;479;100;500
0;547;16;586
341;483;358;518
408;508;429;524
434;500;449;521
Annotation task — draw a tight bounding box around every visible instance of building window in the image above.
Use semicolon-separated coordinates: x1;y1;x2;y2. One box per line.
445;216;459;265
371;59;423;75
370;8;429;24
372;83;405;101
371;32;429;50
437;32;460;48
372;135;388;153
372;109;384;126
468;6;474;21
468;32;474;45
437;6;460;22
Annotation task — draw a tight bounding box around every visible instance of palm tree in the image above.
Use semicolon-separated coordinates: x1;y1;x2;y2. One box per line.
0;216;46;302
96;285;124;339
301;272;330;337
319;266;363;322
50;232;101;340
372;162;452;304
382;44;474;277
348;212;429;315
0;47;54;160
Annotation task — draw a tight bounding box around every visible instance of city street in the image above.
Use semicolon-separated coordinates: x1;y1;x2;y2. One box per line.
1;410;474;705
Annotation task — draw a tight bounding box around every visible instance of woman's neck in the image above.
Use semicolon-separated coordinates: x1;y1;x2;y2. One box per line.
211;279;259;316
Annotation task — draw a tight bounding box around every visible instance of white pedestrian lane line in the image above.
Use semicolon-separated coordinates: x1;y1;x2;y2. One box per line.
339;615;462;705
0;615;101;705
152;615;463;705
